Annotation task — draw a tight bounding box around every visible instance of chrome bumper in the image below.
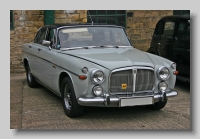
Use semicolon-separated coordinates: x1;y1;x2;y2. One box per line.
77;90;178;107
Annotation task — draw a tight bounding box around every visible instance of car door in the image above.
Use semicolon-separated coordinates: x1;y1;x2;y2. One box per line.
34;27;57;89
151;20;175;59
172;20;190;78
29;27;48;79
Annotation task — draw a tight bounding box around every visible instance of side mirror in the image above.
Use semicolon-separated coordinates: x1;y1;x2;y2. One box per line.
42;40;51;47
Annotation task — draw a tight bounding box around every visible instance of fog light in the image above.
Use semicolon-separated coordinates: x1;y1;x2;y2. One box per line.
158;81;168;91
93;85;103;96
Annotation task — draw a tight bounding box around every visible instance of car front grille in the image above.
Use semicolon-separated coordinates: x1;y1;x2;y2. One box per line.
110;68;154;94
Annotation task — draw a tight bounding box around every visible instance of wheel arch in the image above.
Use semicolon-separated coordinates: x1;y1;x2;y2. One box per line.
59;71;74;95
23;58;29;70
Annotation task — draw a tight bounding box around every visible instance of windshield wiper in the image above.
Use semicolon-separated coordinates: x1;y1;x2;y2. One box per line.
94;45;131;48
60;46;96;51
60;45;131;51
94;45;115;48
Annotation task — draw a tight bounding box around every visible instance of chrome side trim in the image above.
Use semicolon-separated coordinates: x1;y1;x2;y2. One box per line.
35;78;62;97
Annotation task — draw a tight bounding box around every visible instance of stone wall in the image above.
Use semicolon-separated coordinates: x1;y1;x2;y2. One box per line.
10;10;87;73
126;10;173;51
54;10;87;23
10;10;44;73
10;10;173;73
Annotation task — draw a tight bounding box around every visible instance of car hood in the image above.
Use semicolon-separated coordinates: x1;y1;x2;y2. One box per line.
60;47;155;70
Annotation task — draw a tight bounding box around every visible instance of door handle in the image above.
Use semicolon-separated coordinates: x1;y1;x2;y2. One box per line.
52;64;56;68
52;65;56;68
38;48;42;51
157;42;161;46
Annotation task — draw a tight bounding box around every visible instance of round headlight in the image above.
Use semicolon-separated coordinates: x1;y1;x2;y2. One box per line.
93;85;103;96
91;69;105;84
158;81;168;91
157;67;170;80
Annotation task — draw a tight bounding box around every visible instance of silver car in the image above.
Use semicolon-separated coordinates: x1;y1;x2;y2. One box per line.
22;24;178;118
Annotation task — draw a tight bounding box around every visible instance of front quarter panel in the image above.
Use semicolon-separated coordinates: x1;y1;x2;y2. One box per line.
146;52;176;92
52;52;110;98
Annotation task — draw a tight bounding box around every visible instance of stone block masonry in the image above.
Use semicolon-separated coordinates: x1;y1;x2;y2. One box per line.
126;10;173;51
10;10;87;73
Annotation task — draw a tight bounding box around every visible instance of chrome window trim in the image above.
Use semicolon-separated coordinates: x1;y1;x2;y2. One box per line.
109;66;155;95
57;25;125;30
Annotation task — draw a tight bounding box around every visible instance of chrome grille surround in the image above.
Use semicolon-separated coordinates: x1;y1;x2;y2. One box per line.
109;67;155;95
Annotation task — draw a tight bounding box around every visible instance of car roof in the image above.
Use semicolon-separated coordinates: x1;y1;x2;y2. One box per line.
159;15;190;21
43;23;123;29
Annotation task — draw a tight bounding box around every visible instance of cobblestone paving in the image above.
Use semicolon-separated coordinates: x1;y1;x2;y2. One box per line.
10;73;190;130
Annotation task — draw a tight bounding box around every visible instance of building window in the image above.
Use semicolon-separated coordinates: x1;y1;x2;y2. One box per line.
87;10;126;28
10;10;14;30
173;10;190;16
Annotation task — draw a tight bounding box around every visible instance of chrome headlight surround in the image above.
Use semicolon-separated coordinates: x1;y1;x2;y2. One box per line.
92;85;103;96
171;63;176;69
91;69;105;84
157;66;170;80
158;81;168;91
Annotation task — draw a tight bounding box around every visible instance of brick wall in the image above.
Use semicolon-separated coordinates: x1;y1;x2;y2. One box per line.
126;10;173;51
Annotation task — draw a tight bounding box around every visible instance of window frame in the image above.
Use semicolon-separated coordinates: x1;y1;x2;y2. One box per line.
10;10;14;30
163;21;175;39
34;27;48;45
173;10;190;16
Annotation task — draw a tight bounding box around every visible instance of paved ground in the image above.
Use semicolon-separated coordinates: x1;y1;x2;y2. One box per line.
10;73;190;130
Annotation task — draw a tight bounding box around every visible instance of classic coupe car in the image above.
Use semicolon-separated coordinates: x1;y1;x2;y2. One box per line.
22;23;178;117
147;15;190;82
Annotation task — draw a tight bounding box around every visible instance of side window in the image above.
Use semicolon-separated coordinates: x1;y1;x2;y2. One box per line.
177;21;190;41
34;28;47;44
163;21;175;39
46;28;56;48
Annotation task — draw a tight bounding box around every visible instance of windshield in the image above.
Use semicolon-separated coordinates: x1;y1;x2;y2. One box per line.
58;27;131;49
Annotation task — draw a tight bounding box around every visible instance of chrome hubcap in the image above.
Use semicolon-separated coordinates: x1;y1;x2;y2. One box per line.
64;84;72;110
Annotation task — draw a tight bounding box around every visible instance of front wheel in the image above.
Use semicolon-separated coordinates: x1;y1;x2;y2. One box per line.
61;77;84;118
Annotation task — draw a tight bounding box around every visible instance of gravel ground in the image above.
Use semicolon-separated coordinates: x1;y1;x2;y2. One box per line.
10;73;190;130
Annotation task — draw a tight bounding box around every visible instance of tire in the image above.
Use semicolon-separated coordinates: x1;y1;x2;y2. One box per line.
61;77;84;118
146;100;167;110
26;63;39;88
